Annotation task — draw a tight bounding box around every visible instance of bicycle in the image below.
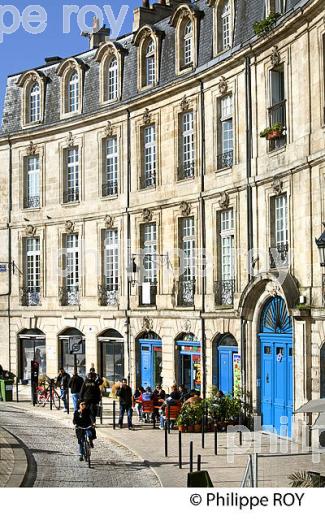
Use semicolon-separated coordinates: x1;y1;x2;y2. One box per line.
76;426;93;468
36;380;61;409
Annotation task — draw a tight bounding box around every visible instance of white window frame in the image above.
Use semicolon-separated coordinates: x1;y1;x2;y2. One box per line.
275;194;288;247
29;83;40;123
65;234;79;290
104;229;119;291
25;237;40;293
103;137;118;196
107;57;118;101
67;71;79;113
221;1;231;50
145;39;156;87
142;223;157;283
220;94;233;154
181;217;196;282
143;125;156;188
183;20;193;67
180;111;195;178
220;209;235;281
65;147;79;203
25;156;40;208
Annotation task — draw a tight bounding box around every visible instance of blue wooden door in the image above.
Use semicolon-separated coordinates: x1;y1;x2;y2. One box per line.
259;297;293;436
141;346;152;388
218;347;238;395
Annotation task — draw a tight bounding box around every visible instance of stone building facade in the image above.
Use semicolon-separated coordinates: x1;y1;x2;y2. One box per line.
0;0;325;439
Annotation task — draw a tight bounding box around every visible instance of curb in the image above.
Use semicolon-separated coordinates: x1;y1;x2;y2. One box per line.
0;427;28;488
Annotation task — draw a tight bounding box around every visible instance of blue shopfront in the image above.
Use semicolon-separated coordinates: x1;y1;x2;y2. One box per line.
258;296;293;436
176;335;201;392
137;334;162;389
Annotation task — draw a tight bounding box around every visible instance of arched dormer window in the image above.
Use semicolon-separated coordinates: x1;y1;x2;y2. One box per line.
95;42;124;104
133;26;163;91
17;70;46;127
170;5;201;75
30;83;40;123
68;71;79;113
145;38;155;87
208;0;234;55
57;58;84;117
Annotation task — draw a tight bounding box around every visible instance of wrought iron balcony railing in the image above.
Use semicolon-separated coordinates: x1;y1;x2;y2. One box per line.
21;287;40;306
102;179;118;197
140;171;156;190
178;161;195;181
214;279;235;306
177;280;195;307
98;284;119;306
63;188;80;204
269;243;289;269
139;282;157;306
217;150;234;170
59;286;80;306
24;195;40;209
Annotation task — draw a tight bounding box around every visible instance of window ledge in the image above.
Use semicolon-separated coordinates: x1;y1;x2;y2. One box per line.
267;145;287;157
61;201;81;207
21;120;43;130
101;194;119;201
22;207;41;212
176;176;195;184
60;110;82;120
177;65;194;76
215;165;233;174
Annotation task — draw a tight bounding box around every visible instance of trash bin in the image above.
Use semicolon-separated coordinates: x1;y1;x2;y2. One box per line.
0;379;14;402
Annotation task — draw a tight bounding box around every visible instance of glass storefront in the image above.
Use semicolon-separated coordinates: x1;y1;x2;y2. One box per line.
20;333;46;382
60;338;86;378
100;341;124;384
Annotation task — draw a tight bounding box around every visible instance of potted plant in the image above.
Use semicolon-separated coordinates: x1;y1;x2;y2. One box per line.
176;404;191;432
253;12;281;36
260;122;284;140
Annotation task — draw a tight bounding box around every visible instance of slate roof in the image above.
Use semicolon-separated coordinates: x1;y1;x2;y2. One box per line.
0;0;307;135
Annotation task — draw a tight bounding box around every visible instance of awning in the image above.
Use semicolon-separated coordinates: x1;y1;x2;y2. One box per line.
295;399;325;430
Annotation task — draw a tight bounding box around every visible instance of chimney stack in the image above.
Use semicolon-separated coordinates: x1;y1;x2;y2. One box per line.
82;17;110;50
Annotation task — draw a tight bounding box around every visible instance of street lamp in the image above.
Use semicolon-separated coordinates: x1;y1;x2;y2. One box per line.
315;224;325;267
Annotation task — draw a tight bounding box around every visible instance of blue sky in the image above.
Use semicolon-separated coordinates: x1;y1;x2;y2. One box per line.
0;0;140;116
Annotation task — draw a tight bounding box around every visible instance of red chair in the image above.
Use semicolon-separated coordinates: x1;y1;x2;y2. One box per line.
165;402;182;431
141;400;156;428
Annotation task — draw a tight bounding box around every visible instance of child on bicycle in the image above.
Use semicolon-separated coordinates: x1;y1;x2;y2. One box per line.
73;401;95;461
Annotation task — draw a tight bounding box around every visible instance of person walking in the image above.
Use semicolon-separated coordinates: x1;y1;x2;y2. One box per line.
56;368;71;412
69;370;84;412
79;371;101;423
116;378;133;430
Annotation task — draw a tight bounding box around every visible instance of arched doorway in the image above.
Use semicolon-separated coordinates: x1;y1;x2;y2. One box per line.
176;332;201;392
320;344;325;399
216;334;239;396
19;328;46;383
136;332;162;389
258;296;293;436
98;329;124;384
59;328;86;377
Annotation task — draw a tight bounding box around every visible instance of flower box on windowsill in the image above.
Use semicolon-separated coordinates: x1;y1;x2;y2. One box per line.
253;12;281;36
260;123;285;140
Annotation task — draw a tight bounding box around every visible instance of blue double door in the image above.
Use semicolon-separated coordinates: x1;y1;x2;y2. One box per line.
259;334;293;436
139;339;162;389
217;346;238;395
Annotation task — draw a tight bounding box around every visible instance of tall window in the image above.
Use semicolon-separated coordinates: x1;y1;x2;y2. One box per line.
67;71;79;113
270;194;288;268
103;137;118;196
142;125;156;189
221;1;231;50
24;156;40;209
218;94;233;169
64;147;79;203
62;234;79;305
269;65;286;150
29;83;40;123
104;229;119;292
183;20;193;68
140;223;157;305
24;237;40;306
216;209;235;306
269;0;285;14
179;111;194;180
107;57;118;101
145;38;155;87
178;217;195;306
320;344;325;399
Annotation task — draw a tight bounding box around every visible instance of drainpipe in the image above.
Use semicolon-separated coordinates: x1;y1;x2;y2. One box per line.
126;110;131;384
199;80;207;400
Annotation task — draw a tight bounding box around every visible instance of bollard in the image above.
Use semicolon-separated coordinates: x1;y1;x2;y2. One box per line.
178;430;182;469
167;403;171;434
113;400;116;430
239;430;243;446
201;412;205;449
190;440;193;473
16;378;19;403
50;380;53;411
100;397;103;425
197;454;201;472
66;389;70;415
214;423;218;455
165;422;168;457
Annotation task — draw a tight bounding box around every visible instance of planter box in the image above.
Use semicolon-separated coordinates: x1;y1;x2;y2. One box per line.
266;130;282;140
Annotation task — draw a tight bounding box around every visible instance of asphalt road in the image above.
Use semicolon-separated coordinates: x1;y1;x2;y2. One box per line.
0;403;160;487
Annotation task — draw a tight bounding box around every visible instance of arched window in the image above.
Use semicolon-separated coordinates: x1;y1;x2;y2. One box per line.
29;82;40;123
145;38;155;87
321;344;325;399
183;20;193;67
221;0;231;50
67;71;79;113
107;57;118;101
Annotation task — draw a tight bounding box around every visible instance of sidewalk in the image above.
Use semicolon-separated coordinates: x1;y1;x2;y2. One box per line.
4;390;325;487
0;426;28;487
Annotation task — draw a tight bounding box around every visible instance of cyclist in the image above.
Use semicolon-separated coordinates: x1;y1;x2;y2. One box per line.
79;371;101;423
73;401;95;461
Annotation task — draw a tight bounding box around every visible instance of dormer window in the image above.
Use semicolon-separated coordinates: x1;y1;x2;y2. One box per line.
57;58;84;117
267;0;286;15
108;57;118;101
145;38;156;87
68;71;79;113
183;20;193;68
30;83;40;123
211;0;234;55
221;1;231;50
